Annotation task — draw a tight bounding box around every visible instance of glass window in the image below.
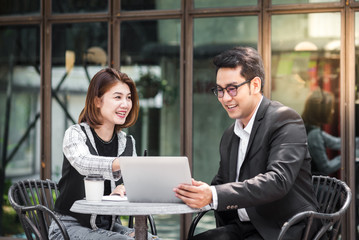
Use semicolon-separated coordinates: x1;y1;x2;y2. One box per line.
0;0;40;16
0;25;40;178
51;22;108;180
193;15;258;184
272;0;339;4
194;0;257;8
192;15;258;235
121;0;180;11
354;11;359;240
120;19;181;238
52;0;108;13
272;12;341;177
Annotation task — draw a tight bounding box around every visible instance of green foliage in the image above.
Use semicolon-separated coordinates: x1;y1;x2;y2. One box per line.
2;205;23;235
2;179;24;236
3;179;12;206
120;215;129;226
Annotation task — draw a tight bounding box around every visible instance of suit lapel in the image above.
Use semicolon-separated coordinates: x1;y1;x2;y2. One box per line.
244;97;270;164
229;133;240;182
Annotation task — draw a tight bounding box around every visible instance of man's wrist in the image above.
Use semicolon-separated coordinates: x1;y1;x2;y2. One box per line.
210;186;218;210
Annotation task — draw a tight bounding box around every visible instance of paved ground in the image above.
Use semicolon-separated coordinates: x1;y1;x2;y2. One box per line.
153;212;215;239
2;213;216;240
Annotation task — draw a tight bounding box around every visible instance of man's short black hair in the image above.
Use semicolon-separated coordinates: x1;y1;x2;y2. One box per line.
213;46;265;93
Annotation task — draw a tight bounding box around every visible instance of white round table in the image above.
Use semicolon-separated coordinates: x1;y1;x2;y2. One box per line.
70;199;210;239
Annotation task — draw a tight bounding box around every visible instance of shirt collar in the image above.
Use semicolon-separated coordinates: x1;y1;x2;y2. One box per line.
234;96;263;137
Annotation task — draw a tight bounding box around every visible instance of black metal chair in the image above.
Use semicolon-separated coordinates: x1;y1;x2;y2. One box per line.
8;179;69;240
187;175;352;240
278;175;352;240
9;179;158;240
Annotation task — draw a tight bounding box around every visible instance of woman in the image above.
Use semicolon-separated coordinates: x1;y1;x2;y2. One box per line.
49;68;159;239
301;89;341;175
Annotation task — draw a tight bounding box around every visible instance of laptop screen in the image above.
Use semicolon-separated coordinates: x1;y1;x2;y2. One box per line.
119;156;192;203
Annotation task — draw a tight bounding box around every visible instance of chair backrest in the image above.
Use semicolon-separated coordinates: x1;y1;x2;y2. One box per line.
278;175;352;240
8;179;68;240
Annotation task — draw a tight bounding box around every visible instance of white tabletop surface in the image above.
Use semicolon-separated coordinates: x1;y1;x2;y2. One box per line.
70;199;210;216
70;199;211;240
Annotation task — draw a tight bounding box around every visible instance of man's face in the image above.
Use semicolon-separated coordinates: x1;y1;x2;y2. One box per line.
216;67;259;125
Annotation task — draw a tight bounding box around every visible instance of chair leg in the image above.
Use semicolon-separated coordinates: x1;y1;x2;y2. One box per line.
148;215;157;235
128;216;134;228
187;211;209;239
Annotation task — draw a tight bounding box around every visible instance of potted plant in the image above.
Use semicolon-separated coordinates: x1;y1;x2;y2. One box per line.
136;72;163;99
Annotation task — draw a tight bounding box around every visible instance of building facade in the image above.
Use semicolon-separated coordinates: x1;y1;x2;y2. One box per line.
0;0;358;239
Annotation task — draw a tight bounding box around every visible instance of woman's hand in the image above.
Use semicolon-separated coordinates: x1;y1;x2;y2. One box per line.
111;184;126;197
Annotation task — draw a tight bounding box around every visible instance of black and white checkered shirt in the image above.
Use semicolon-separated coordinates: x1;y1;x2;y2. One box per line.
62;122;137;181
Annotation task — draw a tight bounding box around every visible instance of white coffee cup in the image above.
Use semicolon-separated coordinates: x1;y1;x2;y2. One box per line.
84;174;104;202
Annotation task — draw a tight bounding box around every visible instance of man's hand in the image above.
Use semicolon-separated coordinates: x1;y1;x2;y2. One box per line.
110;184;126;197
173;179;212;208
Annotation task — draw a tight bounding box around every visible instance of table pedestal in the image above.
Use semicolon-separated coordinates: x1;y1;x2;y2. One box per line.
135;215;148;239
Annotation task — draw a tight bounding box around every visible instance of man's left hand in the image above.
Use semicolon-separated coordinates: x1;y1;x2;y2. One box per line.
173;179;212;208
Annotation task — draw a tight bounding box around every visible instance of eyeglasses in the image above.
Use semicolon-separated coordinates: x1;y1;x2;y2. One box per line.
212;79;252;98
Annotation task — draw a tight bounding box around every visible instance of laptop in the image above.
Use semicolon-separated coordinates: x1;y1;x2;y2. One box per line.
119;156;192;203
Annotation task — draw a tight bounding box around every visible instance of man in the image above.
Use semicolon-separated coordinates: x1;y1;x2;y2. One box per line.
174;47;318;240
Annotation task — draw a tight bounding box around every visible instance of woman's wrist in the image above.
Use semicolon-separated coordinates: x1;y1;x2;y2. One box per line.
112;157;121;172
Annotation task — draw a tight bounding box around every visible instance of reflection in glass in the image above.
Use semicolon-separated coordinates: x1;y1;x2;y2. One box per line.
301;90;341;175
192;15;258;234
271;13;341;178
121;19;180;157
272;0;339;4
194;0;257;8
0;0;40;16
0;25;40;178
193;15;258;184
121;19;180;239
121;0;180;11
52;0;108;13
51;22;107;180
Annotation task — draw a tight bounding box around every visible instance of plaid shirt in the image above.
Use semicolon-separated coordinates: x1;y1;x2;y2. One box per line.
62;122;136;181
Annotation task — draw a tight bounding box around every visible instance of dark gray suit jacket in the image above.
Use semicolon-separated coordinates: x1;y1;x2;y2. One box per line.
212;97;318;240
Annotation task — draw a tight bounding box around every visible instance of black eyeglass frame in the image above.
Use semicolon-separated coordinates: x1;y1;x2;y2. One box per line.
211;79;252;98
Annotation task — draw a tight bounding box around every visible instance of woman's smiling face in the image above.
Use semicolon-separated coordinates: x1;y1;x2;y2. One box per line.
96;81;132;129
